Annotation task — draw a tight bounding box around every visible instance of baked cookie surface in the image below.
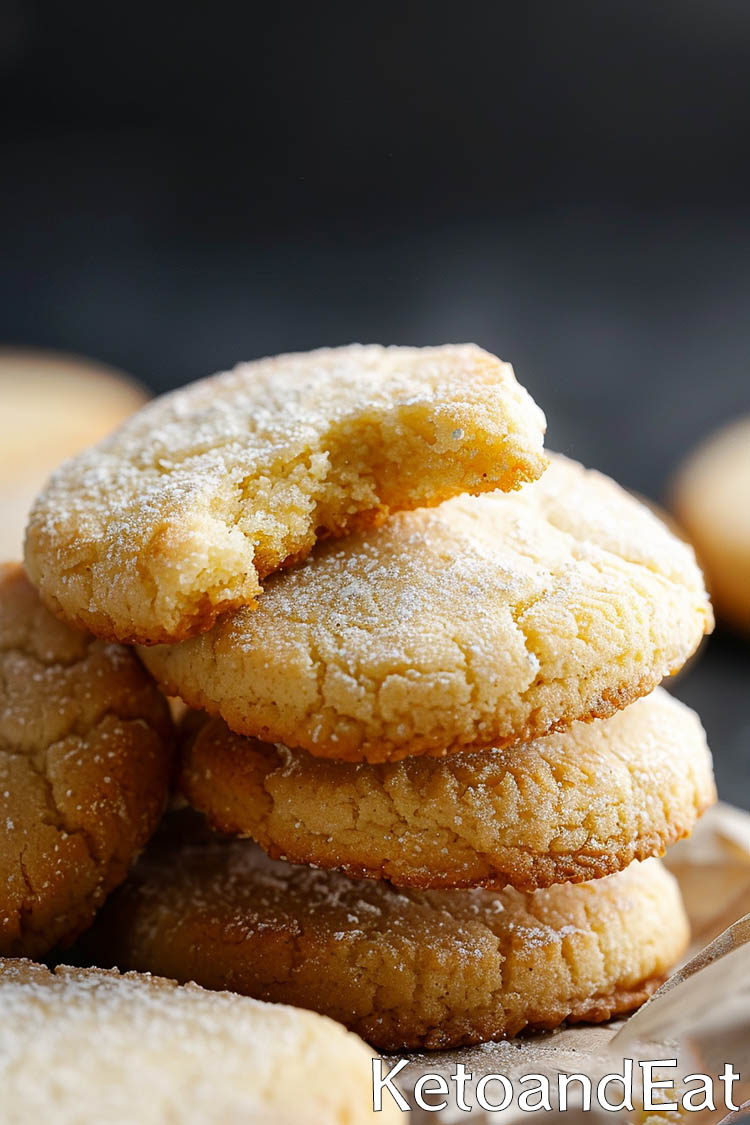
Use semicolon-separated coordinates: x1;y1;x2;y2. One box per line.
0;959;392;1125
143;454;713;762
0;564;173;958
672;416;750;633
180;688;715;891
24;343;547;645
82;819;689;1050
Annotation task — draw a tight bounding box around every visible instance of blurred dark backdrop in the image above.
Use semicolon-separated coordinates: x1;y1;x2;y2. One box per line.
1;1;748;804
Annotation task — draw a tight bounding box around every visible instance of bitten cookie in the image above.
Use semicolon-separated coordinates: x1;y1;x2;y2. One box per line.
143;453;713;762
0;959;393;1125
82;818;689;1051
24;343;547;645
0;564;173;958
672;416;750;633
180;688;715;891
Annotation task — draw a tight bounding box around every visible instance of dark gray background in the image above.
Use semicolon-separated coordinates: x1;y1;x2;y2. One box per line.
1;2;748;805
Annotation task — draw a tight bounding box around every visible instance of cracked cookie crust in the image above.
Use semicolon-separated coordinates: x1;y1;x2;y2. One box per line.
81;819;689;1051
142;454;713;762
24;344;547;645
0;564;174;958
179;688;715;891
0;959;396;1125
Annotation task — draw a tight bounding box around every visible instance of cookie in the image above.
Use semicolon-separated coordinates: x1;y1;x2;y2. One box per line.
0;564;173;958
82;819;689;1050
0;959;393;1125
0;348;147;559
672;416;750;633
143;453;713;762
180;688;715;891
24;343;547;645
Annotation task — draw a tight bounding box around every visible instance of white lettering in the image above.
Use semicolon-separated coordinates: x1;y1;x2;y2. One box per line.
518;1074;552;1112
640;1060;678;1112
370;1057;737;1115
719;1064;741;1112
451;1063;472;1112
476;1074;513;1112
371;1058;410;1112
597;1059;634;1113
681;1074;716;1113
558;1073;592;1112
413;1074;448;1113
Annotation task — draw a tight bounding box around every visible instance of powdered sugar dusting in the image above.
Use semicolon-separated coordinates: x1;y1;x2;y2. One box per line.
143;453;712;761
0;958;379;1123
25;343;546;644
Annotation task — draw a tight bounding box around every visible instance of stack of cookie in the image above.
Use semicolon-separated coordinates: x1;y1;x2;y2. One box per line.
20;344;715;1051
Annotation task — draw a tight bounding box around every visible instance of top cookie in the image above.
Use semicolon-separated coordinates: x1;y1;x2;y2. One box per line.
141;454;713;762
24;344;547;645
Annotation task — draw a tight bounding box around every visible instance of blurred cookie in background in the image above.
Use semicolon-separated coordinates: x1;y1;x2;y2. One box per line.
672;417;750;634
0;348;147;559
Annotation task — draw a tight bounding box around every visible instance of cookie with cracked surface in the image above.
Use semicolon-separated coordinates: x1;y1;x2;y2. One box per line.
179;688;716;891
0;563;174;958
82;817;689;1050
142;453;713;762
24;343;547;645
672;416;750;633
0;959;393;1125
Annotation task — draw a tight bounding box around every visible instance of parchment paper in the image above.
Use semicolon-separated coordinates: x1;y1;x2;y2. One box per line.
394;802;750;1122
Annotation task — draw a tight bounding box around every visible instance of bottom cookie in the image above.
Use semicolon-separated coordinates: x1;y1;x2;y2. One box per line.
0;958;393;1124
82;815;689;1050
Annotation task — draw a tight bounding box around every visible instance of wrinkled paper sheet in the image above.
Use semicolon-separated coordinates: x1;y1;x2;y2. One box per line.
393;802;750;1122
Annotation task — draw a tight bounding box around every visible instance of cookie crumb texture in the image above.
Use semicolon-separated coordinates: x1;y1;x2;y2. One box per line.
144;454;713;761
24;344;547;645
84;822;689;1051
0;960;392;1125
0;564;173;958
181;688;715;890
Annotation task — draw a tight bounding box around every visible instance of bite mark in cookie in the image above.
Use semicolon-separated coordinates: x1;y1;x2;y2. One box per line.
25;344;547;644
